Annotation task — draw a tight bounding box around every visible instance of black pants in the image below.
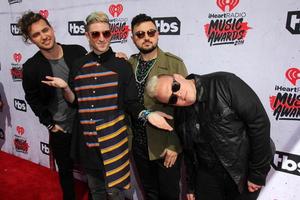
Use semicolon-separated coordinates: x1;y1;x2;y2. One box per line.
50;131;75;200
195;161;260;200
133;151;182;200
85;169;108;200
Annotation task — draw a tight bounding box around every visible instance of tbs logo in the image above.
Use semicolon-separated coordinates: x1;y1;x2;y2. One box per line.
10;23;21;36
8;0;22;5
272;151;300;176
14;98;27;112
40;142;50;155
68;21;85;35
153;17;181;35
286;11;300;34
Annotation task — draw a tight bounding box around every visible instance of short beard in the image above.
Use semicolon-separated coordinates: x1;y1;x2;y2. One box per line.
138;45;157;54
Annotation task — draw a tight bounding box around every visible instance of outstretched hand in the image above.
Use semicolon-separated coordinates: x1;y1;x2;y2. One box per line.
147;111;173;131
42;76;68;89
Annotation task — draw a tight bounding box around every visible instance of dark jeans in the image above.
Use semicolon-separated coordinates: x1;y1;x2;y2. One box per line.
86;170;107;200
133;151;182;200
50;131;75;200
195;161;260;200
86;169;126;200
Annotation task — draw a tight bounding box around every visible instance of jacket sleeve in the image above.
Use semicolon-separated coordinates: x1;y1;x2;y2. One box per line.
22;62;54;128
121;60;144;119
227;74;272;185
67;47;88;107
174;108;196;193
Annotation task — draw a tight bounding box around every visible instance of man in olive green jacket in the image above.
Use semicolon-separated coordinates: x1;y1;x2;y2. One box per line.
129;13;188;200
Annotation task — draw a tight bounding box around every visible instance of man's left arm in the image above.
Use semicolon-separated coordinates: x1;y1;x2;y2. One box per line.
228;74;272;186
121;61;173;131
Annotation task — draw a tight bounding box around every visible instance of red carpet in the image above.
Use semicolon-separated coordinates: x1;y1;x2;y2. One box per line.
0;151;89;200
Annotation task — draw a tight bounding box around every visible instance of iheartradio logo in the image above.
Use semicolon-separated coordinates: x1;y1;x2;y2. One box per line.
39;10;49;18
216;0;239;12
109;4;123;17
16;126;25;135
13;53;22;63
285;68;300;86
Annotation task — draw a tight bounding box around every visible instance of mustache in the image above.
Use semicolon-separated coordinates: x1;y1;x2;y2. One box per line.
142;40;152;45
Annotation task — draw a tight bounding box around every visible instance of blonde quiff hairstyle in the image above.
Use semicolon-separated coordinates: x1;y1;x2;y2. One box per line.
85;11;110;32
146;75;159;98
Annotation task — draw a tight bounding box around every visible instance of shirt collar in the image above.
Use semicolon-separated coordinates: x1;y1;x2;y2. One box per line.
91;47;114;63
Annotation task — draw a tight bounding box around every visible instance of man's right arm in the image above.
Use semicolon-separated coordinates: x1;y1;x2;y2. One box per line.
22;62;54;130
41;76;75;103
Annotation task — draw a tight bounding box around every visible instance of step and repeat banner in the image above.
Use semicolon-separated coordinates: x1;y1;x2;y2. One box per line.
0;0;299;199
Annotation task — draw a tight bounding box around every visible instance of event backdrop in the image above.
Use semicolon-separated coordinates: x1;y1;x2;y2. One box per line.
0;0;299;199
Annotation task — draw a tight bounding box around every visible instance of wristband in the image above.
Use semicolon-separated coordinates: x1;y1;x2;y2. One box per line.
47;124;54;130
138;109;151;125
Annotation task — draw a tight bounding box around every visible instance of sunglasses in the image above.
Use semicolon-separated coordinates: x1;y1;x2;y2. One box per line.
134;29;157;39
168;78;181;105
89;30;111;40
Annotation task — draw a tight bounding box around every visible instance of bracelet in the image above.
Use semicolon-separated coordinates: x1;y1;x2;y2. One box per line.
47;124;54;130
138;109;151;124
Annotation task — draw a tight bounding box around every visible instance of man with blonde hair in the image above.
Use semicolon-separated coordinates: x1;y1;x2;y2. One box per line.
146;73;273;200
42;11;174;200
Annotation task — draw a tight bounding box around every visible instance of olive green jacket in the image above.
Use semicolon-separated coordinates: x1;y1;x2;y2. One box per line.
129;47;188;160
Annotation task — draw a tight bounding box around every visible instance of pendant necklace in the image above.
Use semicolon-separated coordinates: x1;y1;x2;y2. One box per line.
135;55;157;84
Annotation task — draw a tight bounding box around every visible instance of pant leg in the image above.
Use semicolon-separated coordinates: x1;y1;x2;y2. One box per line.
194;161;240;200
86;169;107;200
235;187;260;200
133;151;159;200
49;131;75;200
194;164;225;200
156;153;182;200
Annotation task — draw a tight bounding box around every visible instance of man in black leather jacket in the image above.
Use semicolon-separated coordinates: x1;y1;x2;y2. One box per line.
146;72;273;200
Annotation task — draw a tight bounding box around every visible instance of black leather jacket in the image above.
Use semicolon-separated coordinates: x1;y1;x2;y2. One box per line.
22;44;87;128
175;72;272;193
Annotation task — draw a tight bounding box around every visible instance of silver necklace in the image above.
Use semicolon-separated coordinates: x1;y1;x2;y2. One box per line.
134;56;157;84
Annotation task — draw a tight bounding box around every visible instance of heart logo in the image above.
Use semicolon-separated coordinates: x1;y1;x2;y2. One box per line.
16;126;25;135
39;10;49;18
13;53;22;63
216;0;239;12
285;68;300;86
109;4;123;17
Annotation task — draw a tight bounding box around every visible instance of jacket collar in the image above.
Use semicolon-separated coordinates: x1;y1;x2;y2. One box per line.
91;47;114;63
186;74;207;103
35;42;64;61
